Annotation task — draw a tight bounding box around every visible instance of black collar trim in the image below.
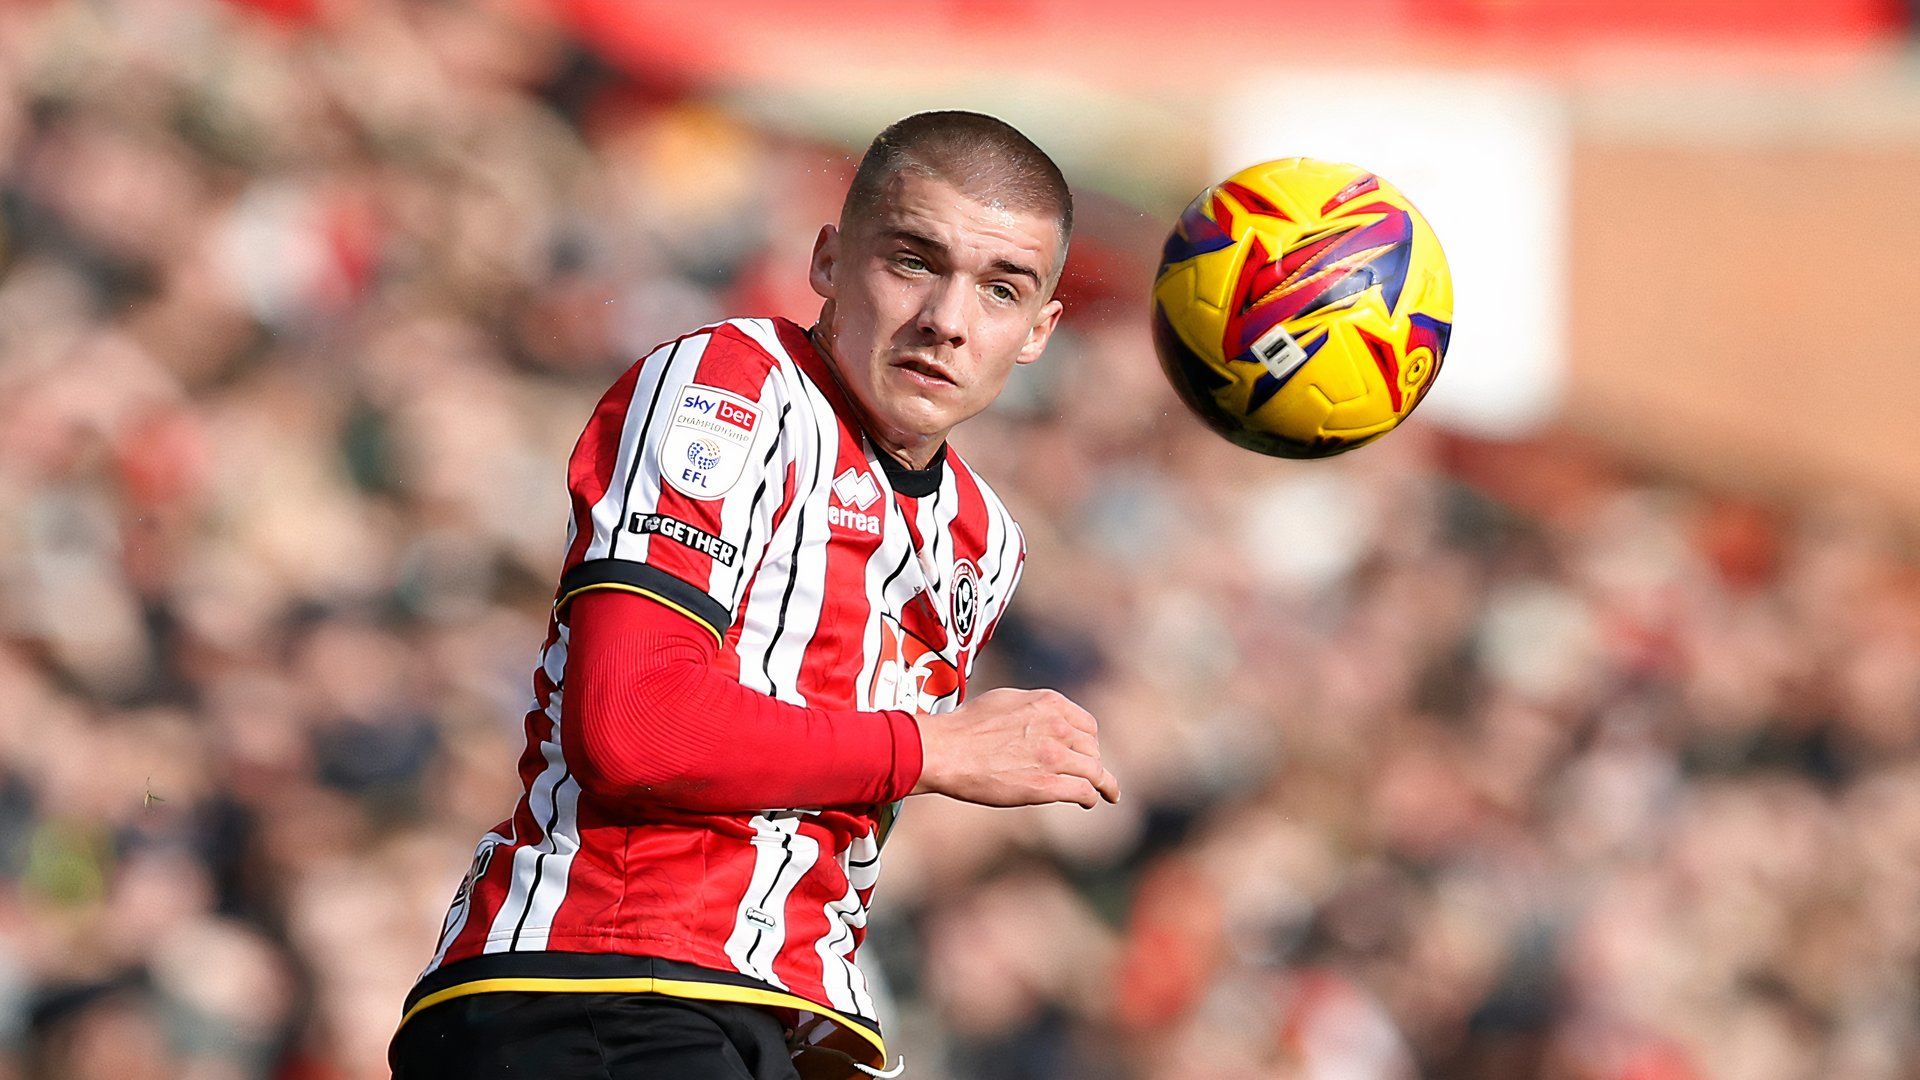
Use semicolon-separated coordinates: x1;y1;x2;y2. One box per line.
877;444;946;498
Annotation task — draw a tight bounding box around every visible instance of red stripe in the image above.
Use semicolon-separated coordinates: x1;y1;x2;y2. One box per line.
795;432;878;705
544;791;625;944
718;577;752;682
1359;327;1404;412
768;819;842;1001
1319;174;1380;216
1220;179;1290;221
895;493;924;550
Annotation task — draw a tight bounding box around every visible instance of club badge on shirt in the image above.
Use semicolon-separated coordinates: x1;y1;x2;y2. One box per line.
661;385;760;500
951;559;979;645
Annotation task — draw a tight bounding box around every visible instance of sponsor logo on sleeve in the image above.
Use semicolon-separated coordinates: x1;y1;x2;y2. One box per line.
628;512;739;566
661;385;760;500
714;398;757;432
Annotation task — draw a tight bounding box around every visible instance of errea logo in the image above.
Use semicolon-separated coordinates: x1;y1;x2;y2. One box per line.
831;468;880;510
829;467;882;536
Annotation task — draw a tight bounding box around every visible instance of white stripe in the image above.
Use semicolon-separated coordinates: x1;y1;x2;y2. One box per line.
732;548;792;697
540;622;568;689
734;317;789;361
731;350;821;697
724;815;821;988
484;726;568;950
756;368;837;705
974;485;1008;639
981;533;1026;660
977;473;1014;600
484;633;580;951
586;335;712;565
846;827;882;893
584;339;672;564
707;366;789;610
930;475;964;596
512;770;581;950
970;488;1022;674
816;880;874;1016
839;828;885;1017
933;476;967;576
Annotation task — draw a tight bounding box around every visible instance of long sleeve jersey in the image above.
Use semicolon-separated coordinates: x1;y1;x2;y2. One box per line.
401;317;1026;1066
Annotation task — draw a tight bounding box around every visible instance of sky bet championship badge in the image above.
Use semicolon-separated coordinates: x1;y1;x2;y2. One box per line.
660;384;760;500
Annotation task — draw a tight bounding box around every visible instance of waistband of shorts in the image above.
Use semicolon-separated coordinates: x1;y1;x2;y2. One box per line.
399;952;885;1064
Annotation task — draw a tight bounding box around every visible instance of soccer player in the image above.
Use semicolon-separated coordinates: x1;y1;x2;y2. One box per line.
388;111;1119;1080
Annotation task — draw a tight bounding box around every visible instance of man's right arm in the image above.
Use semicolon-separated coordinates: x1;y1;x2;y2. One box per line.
562;588;1119;815
562;588;922;813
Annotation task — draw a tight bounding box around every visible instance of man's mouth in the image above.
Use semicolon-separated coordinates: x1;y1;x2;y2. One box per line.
892;354;957;387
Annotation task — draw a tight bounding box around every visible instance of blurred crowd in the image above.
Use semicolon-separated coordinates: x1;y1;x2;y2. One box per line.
4;2;1920;1079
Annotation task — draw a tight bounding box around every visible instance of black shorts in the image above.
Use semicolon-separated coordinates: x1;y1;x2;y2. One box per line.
389;991;802;1080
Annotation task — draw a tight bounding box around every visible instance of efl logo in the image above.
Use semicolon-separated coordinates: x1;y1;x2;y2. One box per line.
664;384;759;501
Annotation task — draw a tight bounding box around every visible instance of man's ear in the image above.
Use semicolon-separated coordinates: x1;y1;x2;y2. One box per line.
808;224;839;300
1015;298;1063;366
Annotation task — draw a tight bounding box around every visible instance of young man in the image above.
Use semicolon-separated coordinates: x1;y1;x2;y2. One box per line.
390;111;1119;1080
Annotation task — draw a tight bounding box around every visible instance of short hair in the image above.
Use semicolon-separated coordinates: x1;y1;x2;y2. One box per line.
841;111;1073;270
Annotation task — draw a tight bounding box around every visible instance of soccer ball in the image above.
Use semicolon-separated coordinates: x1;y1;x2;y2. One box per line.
1151;158;1453;459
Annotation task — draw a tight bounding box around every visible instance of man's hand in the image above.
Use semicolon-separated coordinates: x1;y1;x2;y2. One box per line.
910;688;1121;809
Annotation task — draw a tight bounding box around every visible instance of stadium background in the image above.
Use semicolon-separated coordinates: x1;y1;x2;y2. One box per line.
4;1;1920;1077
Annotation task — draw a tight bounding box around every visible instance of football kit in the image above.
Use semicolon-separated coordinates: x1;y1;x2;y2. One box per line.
395;317;1025;1070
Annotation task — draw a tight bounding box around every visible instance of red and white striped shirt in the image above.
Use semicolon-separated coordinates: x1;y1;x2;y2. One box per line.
404;317;1025;1062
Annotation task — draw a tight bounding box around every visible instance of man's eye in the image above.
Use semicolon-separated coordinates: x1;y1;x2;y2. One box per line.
896;254;927;272
988;283;1017;302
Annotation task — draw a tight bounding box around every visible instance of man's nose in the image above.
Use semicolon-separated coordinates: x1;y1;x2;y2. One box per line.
917;278;969;349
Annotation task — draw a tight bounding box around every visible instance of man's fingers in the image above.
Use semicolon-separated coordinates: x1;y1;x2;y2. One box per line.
1058;751;1120;805
1062;726;1099;758
1048;776;1100;810
1058;700;1099;737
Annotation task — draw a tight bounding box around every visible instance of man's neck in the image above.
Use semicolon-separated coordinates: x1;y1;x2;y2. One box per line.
806;323;947;471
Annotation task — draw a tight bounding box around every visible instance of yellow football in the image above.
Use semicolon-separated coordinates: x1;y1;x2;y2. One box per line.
1152;158;1454;458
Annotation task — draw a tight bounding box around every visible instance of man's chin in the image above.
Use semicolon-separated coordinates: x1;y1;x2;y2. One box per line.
871;396;956;448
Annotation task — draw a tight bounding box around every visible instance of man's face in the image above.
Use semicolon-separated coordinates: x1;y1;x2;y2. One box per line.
809;171;1064;463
